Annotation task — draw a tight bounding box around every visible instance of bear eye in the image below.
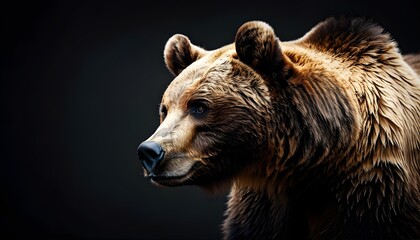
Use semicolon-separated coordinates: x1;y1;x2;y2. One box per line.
189;100;208;117
159;104;168;119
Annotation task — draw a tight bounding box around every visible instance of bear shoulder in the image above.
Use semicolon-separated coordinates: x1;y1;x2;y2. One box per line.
298;17;397;61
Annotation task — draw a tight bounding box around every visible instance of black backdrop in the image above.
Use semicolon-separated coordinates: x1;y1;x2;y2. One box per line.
2;0;419;239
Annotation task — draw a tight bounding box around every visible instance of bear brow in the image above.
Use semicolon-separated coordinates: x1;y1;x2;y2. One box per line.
177;81;207;108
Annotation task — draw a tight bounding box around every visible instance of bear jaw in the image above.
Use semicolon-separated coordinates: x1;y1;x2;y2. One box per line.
147;161;202;187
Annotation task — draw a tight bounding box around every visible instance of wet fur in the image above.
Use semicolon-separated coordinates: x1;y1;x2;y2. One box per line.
154;17;420;239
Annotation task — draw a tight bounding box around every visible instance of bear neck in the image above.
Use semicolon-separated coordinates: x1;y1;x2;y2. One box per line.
224;180;342;239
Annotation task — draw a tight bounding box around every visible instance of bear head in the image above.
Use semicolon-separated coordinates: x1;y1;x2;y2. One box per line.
138;21;357;192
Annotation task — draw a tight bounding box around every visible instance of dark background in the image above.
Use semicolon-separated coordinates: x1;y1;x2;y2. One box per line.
1;0;419;239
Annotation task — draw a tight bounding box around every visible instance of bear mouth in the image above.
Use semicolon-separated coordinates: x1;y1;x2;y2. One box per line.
148;162;202;187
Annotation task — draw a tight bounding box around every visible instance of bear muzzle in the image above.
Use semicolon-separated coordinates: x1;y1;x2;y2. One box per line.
138;140;202;186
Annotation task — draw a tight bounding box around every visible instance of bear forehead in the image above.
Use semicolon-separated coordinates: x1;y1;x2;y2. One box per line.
163;45;237;103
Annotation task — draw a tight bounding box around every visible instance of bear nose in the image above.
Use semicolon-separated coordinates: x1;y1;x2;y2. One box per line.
137;141;165;174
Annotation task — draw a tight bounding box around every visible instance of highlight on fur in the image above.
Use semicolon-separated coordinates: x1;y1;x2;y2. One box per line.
138;17;420;239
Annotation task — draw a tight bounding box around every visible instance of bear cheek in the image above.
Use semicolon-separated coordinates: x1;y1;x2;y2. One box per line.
196;123;260;169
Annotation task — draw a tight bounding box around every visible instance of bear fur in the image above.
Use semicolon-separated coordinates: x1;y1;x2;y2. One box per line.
139;17;420;239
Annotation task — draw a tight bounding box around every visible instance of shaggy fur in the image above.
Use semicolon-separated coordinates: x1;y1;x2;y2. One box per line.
139;17;420;239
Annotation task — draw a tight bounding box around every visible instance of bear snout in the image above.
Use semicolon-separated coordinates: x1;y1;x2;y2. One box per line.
137;141;165;175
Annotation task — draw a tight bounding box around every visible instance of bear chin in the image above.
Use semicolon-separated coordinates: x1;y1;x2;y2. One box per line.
150;162;234;193
147;161;203;187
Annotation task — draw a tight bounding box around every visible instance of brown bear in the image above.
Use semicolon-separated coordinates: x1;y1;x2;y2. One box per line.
138;17;420;239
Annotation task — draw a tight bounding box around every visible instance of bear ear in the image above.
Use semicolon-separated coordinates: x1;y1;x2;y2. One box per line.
235;21;292;80
164;34;207;76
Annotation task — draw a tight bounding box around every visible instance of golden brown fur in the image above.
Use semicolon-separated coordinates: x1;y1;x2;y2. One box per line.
139;17;420;239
